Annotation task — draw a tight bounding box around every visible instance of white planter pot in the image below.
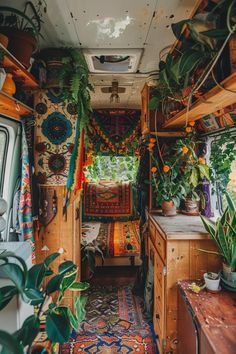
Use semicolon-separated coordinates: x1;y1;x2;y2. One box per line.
204;272;220;291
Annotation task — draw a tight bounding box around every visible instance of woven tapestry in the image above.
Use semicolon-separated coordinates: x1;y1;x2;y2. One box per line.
84;182;132;217
88;109;140;155
34;88;78;185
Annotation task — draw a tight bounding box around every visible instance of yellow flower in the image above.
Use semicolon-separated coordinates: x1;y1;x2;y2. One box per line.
189;121;195;127
198;157;205;165
149;138;156;143
182;146;189;154
163;165;170;173
185;126;192;134
151;167;157;173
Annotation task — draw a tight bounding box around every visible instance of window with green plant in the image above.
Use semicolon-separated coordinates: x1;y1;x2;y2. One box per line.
84;156;139;183
210;129;236;210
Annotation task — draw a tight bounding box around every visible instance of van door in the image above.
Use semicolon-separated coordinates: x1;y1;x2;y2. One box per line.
0;116;21;242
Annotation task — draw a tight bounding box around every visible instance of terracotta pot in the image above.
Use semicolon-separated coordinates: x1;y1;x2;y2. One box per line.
0;28;37;68
2;73;16;96
0;33;8;48
161;200;177;217
184;198;199;215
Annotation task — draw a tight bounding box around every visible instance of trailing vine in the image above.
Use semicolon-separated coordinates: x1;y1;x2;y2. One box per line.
210;128;236;193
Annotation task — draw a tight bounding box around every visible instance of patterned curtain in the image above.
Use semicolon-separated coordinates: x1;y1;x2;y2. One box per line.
19;127;35;258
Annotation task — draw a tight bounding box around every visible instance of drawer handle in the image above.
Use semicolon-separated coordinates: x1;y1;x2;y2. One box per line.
157;242;161;246
158;296;161;301
156;313;160;320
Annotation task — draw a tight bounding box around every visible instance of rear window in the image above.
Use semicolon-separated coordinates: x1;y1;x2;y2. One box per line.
222;158;236;210
0;129;8;194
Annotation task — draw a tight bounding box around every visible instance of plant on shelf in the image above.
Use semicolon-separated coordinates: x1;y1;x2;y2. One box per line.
178;122;210;214
149;0;236;119
149;137;189;216
200;192;236;291
0;2;46;67
0;250;89;353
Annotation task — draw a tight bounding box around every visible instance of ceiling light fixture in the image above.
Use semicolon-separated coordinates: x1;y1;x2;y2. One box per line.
110;81;120;103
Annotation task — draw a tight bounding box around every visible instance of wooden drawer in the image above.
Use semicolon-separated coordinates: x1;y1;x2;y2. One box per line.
155;253;165;290
154;230;166;262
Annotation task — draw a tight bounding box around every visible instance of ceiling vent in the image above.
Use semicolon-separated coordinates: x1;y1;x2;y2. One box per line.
83;49;142;73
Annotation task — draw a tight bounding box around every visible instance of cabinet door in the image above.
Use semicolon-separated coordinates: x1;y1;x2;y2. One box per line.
73;195;81;280
153;250;166;353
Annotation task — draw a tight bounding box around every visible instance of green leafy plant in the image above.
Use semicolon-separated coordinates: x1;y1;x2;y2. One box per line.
81;239;104;276
0;250;89;353
149;0;236;115
210;128;236;194
58;48;94;130
199;192;236;271
151;139;190;207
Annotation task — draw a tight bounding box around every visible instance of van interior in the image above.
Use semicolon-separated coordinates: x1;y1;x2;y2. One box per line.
0;0;236;353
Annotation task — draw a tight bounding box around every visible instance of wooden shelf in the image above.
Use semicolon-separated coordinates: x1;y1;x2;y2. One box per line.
150;131;186;137
163;72;236;128
0;43;39;89
0;90;34;120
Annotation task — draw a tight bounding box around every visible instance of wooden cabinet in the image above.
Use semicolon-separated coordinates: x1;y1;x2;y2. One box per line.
148;213;221;354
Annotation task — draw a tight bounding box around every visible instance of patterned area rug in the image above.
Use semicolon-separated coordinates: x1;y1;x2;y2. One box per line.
84;182;132;217
61;286;157;353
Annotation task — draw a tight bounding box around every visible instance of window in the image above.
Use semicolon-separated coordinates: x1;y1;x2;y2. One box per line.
84;156;139;183
222;158;236;210
0;129;8;194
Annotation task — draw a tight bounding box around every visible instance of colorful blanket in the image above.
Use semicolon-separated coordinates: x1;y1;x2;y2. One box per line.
61;286;157;353
84;181;132;217
82;220;140;257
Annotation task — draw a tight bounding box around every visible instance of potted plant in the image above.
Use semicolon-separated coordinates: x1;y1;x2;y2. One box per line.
178;124;211;214
0;250;89;353
81;238;104;280
200;193;236;290
203;272;221;292
0;2;46;68
150;139;189;216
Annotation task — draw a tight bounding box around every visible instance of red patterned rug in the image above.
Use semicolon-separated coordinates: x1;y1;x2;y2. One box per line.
61;286;157;353
84;182;132;217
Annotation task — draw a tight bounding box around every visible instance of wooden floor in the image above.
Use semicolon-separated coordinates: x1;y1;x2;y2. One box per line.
90;266;139;286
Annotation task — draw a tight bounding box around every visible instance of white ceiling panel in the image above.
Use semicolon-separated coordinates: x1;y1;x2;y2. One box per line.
2;0;197;108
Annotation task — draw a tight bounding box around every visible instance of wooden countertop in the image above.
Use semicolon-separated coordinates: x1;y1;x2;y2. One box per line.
149;213;209;240
178;280;236;354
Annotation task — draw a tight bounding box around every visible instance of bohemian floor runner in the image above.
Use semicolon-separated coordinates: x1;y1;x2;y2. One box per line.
61;285;157;353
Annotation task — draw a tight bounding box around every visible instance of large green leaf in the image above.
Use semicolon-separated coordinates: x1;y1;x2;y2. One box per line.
179;50;203;76
44;252;60;267
0;252;27;279
0;330;24;354
75;295;87;324
0;286;18;310
200;216;218;242
225;192;236;213
200;28;229;38
190;168;198;188
46;308;71;344
67;307;79;331
217;221;230;264
59;268;77;297
26;263;45;289
69;281;90;291
22;288;44;305
198;164;210;180
14;315;40;347
59;261;76;275
171;19;189;39
46;274;63;295
0;263;25;291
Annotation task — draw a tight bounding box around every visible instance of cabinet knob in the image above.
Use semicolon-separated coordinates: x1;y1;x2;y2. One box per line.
156;313;160;320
